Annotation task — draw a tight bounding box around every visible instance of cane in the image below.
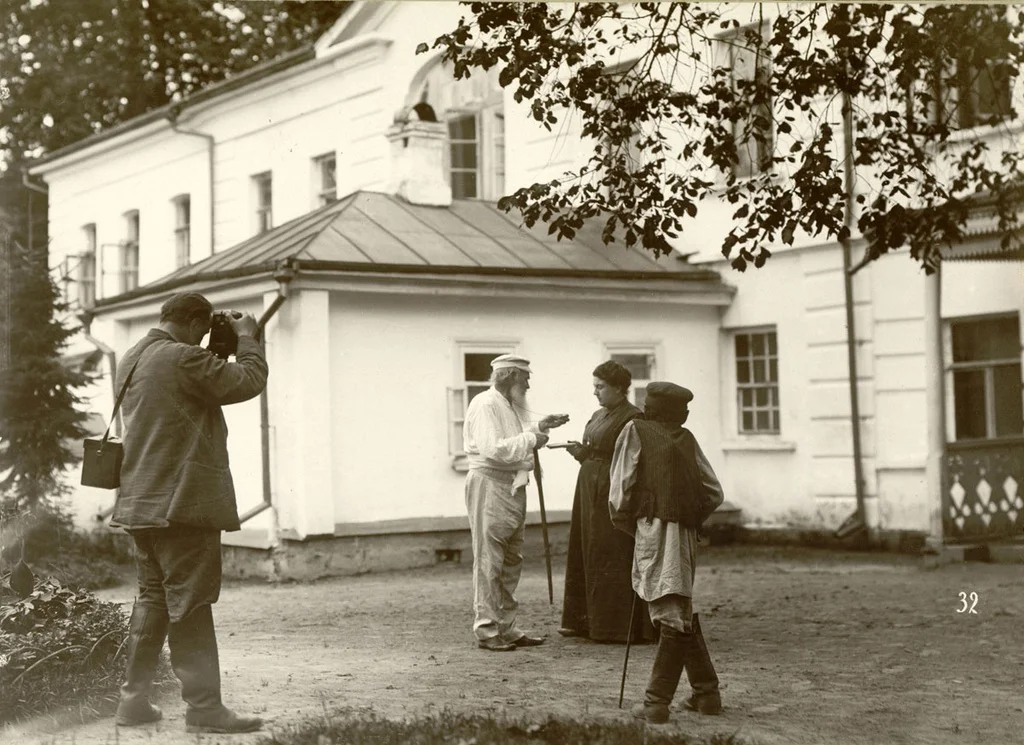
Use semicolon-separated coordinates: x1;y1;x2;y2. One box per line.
533;447;554;605
618;592;638;708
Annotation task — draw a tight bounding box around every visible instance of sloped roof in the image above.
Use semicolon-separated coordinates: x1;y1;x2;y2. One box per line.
96;191;723;307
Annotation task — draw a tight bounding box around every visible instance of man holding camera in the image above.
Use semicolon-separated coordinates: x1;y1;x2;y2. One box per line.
111;292;267;734
462;354;570;651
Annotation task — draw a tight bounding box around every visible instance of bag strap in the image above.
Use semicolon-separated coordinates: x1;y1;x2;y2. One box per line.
99;341;157;445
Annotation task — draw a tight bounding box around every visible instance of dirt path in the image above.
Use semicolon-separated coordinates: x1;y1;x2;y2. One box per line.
5;545;1023;745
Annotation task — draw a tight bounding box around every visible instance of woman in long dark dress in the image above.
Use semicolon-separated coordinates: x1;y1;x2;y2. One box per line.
558;361;656;643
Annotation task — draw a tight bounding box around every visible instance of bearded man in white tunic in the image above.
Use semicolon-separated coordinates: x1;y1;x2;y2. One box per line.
463;354;569;652
609;381;725;722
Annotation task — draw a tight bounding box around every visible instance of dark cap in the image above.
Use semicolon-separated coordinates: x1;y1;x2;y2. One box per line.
160;292;213;324
644;381;694;423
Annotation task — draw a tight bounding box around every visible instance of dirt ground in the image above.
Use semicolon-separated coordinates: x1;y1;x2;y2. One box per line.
5;544;1024;745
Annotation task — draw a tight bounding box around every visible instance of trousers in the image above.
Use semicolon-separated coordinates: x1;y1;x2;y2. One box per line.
465;468;527;642
130;525;222;623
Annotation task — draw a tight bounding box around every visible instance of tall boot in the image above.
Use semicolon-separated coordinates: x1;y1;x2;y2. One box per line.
681;613;722;715
167;604;262;734
116;604;169;726
632;625;687;724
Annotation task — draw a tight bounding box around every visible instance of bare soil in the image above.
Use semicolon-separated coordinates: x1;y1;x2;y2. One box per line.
5;545;1023;745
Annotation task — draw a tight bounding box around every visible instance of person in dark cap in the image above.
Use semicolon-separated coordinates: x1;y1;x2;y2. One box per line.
111;291;267;733
463;353;570;651
558;360;654;644
609;381;725;723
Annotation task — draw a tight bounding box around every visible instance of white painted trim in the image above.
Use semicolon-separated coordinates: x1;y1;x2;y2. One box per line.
721;438;797;452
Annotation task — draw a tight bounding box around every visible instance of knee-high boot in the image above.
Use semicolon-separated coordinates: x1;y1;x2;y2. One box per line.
681;613;722;715
167;604;262;734
116;604;169;726
632;625;687;724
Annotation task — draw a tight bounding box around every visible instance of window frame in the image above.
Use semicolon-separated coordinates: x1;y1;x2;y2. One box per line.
720;21;775;179
448;340;519;468
312;152;337;207
945;313;1024;442
120;210;140;294
733;327;781;435
173;194;191;269
252;171;273;234
605;343;659;410
79;223;97;308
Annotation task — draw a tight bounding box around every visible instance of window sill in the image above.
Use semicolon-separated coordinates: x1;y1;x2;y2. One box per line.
721;438;796;453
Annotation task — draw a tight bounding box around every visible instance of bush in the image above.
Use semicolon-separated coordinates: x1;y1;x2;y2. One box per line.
0;574;128;724
260;708;740;745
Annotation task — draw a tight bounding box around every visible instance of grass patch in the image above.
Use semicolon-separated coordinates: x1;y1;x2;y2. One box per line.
260;707;740;745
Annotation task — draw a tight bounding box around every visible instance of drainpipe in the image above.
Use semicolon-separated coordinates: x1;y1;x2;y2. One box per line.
836;82;870;545
166;106;216;256
237;260;297;534
77;312;121;435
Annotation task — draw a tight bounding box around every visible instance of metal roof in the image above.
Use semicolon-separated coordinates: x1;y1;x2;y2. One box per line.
96;191;722;307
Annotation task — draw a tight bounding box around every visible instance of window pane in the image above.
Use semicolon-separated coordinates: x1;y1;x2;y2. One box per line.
467;385;490;403
741;388;753;408
736;359;750;383
735;334;749;358
751;334;765;356
448;116;477;141
771;410;780;432
741;411;754;432
769;358;778;383
451;142;477;170
993;363;1024;436
611;353;652;379
755;388;768;406
753;359;766;383
952;316;1020;362
634;387;647;410
767;332;777;355
451;172;477;199
953;369;987;440
464;353;500;382
756;411;770;431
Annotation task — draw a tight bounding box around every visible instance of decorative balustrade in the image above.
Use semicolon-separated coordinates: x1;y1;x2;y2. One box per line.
943;438;1024;542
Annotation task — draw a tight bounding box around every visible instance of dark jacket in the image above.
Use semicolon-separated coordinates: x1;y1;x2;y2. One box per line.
110;329;268;532
632;419;712;529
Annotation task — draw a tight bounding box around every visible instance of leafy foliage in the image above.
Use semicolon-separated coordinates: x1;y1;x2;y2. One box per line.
0;0;344;165
0;575;129;723
260;706;739;745
427;3;1024;271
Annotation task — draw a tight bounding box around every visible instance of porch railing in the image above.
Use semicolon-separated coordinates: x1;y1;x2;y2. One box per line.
943;437;1024;543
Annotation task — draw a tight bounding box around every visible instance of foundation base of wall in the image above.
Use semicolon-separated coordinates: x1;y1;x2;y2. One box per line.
737;526;929;555
921;538;1024;568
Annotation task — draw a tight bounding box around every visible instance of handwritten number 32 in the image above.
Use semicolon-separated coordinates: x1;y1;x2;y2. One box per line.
957;591;979;614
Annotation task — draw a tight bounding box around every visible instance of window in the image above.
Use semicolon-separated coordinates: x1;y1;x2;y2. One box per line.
313;153;337;207
949;315;1023;441
253;172;273;233
608;349;656;409
448;115;479;199
173;195;190;269
723;23;773;178
447;344;516;460
120;211;139;294
413;62;505;199
79;223;96;308
735;329;780;434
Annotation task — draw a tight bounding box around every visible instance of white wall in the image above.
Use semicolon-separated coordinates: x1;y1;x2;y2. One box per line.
324;289;723;527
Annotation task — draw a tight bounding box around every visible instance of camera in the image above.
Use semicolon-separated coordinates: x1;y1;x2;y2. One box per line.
207;310;240;359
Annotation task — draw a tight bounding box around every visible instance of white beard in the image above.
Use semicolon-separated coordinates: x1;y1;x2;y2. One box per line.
509;386;531;423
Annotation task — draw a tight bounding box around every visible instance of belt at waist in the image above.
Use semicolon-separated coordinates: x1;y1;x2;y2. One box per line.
470;466;519;485
585;455;612;463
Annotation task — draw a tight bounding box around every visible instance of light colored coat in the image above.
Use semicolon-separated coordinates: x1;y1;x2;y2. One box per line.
111;329;268;531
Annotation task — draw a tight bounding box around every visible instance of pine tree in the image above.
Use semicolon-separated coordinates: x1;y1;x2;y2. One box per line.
0;226;91;515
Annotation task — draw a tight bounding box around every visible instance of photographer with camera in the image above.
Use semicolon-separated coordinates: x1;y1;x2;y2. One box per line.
111;292;268;734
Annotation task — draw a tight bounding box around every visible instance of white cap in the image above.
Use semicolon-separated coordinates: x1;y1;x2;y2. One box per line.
490;354;532;374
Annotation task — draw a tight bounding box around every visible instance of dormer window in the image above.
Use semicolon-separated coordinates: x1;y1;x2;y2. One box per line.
173;195;190;268
313;153;337;207
411;62;505;200
253;172;273;233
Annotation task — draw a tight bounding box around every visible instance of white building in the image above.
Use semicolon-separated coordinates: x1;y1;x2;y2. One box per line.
30;2;1023;576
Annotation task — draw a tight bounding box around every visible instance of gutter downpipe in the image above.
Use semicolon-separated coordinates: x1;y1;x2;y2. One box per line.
77;312;121;435
836;85;870;545
166;107;215;257
237;260;297;536
22;170;48;257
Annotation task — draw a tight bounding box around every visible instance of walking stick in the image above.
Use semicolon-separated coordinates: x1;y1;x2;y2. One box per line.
532;447;554;605
618;592;638;708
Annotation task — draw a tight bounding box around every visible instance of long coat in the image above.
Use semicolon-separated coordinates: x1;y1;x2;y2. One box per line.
111;329;268;532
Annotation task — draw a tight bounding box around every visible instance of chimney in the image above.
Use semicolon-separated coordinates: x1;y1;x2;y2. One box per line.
386;103;452;207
